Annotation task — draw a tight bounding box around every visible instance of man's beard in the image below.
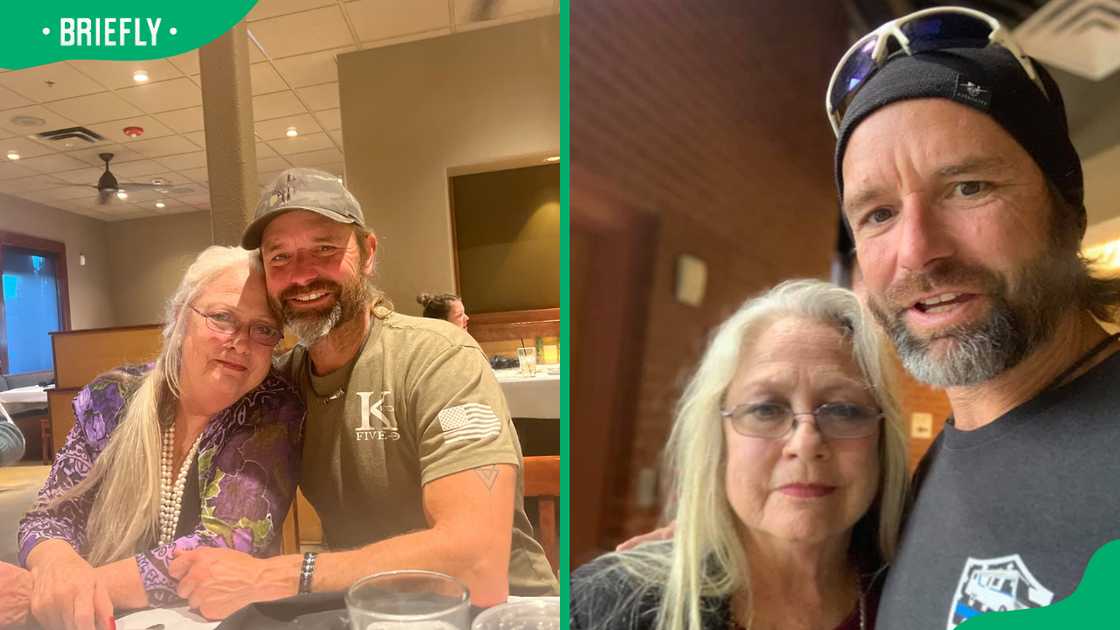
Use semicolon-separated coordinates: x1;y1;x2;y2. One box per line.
275;275;371;346
866;250;1081;387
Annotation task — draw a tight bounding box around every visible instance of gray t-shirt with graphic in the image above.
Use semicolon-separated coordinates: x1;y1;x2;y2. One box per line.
878;351;1120;629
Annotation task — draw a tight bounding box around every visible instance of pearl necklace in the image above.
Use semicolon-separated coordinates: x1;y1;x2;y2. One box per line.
158;424;203;545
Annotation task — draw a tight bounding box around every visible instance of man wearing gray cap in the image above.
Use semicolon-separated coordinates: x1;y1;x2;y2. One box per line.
170;167;557;618
830;6;1120;629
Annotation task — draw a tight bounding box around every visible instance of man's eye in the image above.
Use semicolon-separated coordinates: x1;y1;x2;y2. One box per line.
955;181;987;197
269;253;289;264
865;207;894;225
208;311;236;323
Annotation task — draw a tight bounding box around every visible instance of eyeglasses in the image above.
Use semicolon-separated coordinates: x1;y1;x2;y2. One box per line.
721;402;883;440
826;6;1049;136
189;305;284;347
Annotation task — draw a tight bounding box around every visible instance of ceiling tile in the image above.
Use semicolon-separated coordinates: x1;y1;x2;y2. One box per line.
127;135;203;159
452;0;554;24
0;161;38;180
255;112;322;140
109;159;171;180
155;106;205;134
117;78;203;113
65;143;145;167
175;191;212;208
257;169;284;188
267;132;334;155
271;47;353;88
0;63;106;102
166;51;200;76
34;186;98;201
0;136;58;160
0;86;34;111
327;129;343;147
86;116;175;145
0;174;66;193
253;91;306;120
256;142;278;158
345;0;449;42
287;148;343;168
248;0;336;22
53;166;105;185
0;105;79;136
156;152;207;171
312;108;340;130
184;131;206;148
43;92;143;125
257;156;291;172
68;59;182;90
296;83;338;111
116;188;166;203
154;201;198;214
179;166;210;184
15;153;91;174
249;6;356;59
251;63;288;95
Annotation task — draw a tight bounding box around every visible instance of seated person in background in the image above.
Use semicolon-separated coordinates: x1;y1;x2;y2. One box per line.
8;246;304;630
418;292;470;330
572;280;908;630
0;406;27;466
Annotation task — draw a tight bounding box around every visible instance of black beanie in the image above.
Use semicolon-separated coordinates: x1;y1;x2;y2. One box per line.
834;47;1085;236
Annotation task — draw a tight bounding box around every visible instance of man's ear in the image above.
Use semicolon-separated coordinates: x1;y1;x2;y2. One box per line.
361;233;378;275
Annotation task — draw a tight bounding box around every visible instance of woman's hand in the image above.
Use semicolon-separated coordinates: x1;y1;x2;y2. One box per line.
0;561;32;626
27;540;114;630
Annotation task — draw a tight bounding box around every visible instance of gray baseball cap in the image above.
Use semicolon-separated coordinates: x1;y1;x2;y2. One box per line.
241;167;366;249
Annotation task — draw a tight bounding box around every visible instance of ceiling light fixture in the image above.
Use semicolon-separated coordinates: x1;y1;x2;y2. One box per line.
6;151;20;160
155;201;166;209
123;126;144;138
116;190;128;200
286;127;299;138
133;70;150;83
545;156;560;162
9;115;45;128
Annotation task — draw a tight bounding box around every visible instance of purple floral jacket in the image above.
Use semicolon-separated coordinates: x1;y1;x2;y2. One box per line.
18;364;306;606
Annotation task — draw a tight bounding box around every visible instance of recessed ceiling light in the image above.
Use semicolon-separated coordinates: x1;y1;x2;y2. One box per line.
133;70;150;83
116;190;128;200
155;201;166;209
545;156;560;162
123;126;144;138
151;177;167;185
286;127;299;138
6;151;20;160
9;115;45;128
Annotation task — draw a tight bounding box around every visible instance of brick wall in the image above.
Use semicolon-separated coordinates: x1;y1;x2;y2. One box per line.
572;1;852;544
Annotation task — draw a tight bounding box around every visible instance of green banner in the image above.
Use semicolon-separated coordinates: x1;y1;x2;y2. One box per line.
0;1;257;70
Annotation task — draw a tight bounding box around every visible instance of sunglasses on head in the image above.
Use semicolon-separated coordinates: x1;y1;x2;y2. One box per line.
826;6;1049;137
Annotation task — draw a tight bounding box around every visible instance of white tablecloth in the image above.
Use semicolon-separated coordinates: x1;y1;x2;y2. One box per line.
117;606;218;629
494;367;560;419
0;385;50;405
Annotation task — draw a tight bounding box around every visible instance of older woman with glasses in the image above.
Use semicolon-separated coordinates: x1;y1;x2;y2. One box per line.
5;246;304;630
572;280;908;630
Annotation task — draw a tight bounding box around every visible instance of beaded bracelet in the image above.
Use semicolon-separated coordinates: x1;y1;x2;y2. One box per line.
299;551;318;594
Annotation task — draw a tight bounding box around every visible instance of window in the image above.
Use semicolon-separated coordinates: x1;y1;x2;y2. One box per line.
0;233;70;376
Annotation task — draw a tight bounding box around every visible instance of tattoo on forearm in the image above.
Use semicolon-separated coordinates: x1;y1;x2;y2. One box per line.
475;465;499;492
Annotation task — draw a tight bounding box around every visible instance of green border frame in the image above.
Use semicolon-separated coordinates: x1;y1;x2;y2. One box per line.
559;0;571;623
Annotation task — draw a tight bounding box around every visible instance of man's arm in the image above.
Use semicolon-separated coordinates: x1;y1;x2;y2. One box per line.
172;463;517;619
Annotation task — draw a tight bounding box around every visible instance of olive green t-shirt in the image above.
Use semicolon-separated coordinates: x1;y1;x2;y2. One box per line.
278;311;557;595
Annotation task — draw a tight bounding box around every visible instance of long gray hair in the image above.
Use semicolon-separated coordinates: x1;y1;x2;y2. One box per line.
55;246;265;565
580;279;908;630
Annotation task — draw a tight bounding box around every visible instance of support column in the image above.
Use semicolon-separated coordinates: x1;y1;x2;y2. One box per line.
199;21;258;246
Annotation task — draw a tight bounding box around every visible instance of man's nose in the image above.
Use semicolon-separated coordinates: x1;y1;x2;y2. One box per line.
895;195;955;273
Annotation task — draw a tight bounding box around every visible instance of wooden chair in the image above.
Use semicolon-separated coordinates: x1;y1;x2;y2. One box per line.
523;455;560;574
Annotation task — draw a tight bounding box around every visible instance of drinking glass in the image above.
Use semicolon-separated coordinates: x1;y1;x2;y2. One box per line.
516;347;537;376
346;570;470;630
471;598;560;630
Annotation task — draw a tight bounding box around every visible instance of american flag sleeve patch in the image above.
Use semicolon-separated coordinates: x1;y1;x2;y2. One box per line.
437;403;502;443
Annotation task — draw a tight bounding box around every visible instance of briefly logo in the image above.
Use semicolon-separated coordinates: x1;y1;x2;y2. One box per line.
354;391;399;441
954;76;992;108
946;554;1054;629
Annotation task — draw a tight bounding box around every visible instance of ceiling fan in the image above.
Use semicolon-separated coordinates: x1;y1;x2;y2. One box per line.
91;152;172;205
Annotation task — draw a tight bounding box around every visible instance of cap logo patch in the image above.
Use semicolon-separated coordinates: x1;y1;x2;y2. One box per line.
954;75;992;109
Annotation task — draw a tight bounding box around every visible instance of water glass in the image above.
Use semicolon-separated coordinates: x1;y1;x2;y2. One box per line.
471;598;560;630
346;570;470;630
516;347;537;376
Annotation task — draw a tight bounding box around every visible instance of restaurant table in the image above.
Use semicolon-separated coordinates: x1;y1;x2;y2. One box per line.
493;366;561;419
0;465;50;564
